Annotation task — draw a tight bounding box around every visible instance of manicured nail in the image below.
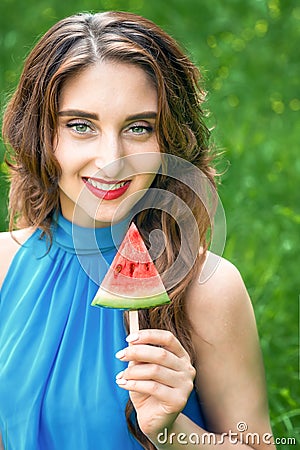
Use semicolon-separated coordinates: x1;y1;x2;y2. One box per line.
126;333;139;343
116;377;127;385
116;371;124;379
115;349;126;359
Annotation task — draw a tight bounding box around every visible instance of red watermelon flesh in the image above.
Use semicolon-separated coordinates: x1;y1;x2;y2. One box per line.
91;223;170;309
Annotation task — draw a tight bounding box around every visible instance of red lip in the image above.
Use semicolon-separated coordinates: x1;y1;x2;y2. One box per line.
83;178;131;200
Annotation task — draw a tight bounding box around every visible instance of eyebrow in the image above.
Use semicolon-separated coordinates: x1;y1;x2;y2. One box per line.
57;109;157;121
126;111;157;121
58;110;99;120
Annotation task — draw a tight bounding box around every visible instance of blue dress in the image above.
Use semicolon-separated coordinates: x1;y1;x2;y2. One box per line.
0;213;204;449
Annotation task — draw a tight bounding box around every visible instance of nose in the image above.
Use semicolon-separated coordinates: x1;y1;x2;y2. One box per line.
94;134;125;179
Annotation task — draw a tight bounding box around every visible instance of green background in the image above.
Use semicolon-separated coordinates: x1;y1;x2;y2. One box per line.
0;0;299;446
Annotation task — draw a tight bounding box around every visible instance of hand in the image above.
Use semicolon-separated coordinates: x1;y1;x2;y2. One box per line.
115;329;196;440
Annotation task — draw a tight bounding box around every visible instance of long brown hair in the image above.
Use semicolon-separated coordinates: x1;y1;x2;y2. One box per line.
2;11;216;449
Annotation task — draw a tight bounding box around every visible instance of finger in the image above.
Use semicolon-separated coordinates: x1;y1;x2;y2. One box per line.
126;329;189;359
115;344;184;371
115;378;188;413
117;363;191;389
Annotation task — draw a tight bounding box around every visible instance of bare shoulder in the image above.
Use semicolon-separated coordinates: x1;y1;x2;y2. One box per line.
0;228;34;288
186;251;256;343
185;253;271;435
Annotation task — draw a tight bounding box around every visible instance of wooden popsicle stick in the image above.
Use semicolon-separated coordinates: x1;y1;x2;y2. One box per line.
129;309;139;335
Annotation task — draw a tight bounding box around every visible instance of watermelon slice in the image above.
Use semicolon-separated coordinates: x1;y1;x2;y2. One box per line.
91;223;170;310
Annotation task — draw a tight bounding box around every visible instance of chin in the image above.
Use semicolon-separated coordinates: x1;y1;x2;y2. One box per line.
98;189;148;223
93;206;131;226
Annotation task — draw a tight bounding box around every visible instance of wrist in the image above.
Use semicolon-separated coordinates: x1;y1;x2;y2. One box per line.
145;413;182;449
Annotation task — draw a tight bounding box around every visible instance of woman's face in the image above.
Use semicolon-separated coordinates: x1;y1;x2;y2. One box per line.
54;61;160;227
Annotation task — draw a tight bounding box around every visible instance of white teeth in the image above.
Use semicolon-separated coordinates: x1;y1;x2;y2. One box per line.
87;179;127;191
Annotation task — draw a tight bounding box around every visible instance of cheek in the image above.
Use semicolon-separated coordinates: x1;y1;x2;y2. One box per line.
53;136;78;173
135;174;157;193
52;133;64;166
128;152;161;178
52;130;76;166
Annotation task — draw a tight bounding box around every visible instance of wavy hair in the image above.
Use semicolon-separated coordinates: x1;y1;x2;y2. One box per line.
2;11;216;449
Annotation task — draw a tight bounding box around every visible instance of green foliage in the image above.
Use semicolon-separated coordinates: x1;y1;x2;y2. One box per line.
0;0;299;447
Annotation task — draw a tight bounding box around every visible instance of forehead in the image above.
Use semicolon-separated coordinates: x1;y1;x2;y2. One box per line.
58;61;158;115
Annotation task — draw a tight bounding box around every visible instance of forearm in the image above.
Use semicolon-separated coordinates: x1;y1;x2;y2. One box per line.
148;413;275;450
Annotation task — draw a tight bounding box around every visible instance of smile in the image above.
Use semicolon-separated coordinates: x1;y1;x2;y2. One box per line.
83;177;131;200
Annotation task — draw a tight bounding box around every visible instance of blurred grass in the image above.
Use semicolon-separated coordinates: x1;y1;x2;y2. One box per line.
0;0;299;447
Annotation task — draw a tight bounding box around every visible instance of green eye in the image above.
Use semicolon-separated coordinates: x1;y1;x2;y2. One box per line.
129;125;153;134
67;121;92;134
132;126;145;133
74;124;89;133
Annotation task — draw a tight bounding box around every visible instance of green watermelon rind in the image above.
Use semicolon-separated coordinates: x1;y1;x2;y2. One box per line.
91;289;170;310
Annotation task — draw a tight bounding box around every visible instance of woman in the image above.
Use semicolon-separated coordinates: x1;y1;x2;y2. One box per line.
0;11;274;450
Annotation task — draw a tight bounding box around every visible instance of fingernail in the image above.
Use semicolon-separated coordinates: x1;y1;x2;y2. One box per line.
126;333;139;343
116;370;124;379
115;349;126;359
116;377;127;385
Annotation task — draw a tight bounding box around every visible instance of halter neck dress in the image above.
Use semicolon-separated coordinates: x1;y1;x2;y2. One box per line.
0;213;204;449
